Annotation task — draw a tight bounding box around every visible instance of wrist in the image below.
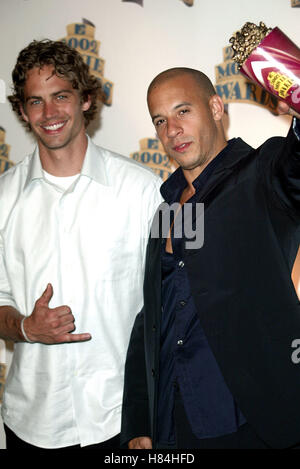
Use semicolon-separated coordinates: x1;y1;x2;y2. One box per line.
20;317;35;343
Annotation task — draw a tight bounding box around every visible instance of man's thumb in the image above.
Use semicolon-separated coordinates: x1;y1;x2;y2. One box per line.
40;283;53;305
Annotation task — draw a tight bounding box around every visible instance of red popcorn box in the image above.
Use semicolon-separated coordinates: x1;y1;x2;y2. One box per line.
230;24;300;113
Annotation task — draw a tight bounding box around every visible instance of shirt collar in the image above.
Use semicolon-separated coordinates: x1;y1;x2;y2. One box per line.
24;135;108;190
161;139;236;204
81;136;108;186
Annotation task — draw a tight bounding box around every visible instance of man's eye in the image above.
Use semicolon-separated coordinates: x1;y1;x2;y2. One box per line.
56;95;67;100
179;109;189;115
29;100;41;106
154;119;165;127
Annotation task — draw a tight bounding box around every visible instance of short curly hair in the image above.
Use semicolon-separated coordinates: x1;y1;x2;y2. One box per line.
8;39;104;129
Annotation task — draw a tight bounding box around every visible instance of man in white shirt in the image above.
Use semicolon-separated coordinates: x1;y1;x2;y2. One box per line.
0;39;162;449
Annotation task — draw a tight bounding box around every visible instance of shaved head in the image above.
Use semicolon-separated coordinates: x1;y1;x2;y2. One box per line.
146;67;227;182
147;67;216;103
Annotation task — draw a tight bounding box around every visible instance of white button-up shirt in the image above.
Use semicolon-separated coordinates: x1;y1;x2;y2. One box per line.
0;137;162;448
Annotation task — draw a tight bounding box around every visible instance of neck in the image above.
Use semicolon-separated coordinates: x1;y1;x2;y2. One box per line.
39;133;88;176
183;139;228;186
180;183;196;205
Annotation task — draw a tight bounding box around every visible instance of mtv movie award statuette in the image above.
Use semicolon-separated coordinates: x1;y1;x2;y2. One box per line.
215;44;278;113
230;22;300;113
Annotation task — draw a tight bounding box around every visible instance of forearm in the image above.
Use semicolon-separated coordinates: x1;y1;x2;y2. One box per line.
0;305;25;342
265;117;300;214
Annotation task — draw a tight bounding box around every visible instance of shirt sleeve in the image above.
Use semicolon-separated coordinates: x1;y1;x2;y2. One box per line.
268;117;300;217
0;232;17;308
120;307;151;447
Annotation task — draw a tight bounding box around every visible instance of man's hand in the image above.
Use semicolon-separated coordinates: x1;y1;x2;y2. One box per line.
22;283;91;344
277;101;300;119
128;436;152;449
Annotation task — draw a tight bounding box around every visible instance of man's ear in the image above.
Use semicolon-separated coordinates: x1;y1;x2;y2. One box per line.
19;104;29;123
209;94;224;121
81;95;91;112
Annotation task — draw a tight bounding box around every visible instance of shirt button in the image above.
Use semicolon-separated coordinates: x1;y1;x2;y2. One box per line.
151;368;155;377
177;340;184;346
179;300;186;307
178;261;184;268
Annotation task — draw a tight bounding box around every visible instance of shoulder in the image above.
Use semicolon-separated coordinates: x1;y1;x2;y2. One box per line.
0;155;30;190
229;136;286;171
259;135;285;151
256;119;298;156
254;134;290;169
92;142;162;188
0;154;32;214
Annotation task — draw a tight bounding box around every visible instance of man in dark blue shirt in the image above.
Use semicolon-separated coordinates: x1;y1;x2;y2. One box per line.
156;140;246;449
121;67;300;449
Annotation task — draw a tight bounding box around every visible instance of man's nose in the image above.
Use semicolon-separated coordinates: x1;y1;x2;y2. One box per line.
43;100;57;119
166;118;183;138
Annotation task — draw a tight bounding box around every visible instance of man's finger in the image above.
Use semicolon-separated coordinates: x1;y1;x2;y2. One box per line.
63;332;92;343
50;305;73;317
49;332;92;344
277;101;300;119
37;283;53;306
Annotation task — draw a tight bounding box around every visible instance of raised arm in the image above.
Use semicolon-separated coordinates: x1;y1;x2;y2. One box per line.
259;102;300;217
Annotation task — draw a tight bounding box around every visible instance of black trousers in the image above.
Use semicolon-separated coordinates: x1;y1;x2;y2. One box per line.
4;424;120;450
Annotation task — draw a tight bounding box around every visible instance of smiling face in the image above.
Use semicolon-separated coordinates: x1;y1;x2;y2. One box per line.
147;72;227;181
20;65;90;154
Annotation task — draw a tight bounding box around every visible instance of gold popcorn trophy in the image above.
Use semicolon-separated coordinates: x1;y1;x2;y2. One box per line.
229;22;300;117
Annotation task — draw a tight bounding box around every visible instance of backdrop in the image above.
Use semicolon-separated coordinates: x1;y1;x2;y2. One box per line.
0;0;299;449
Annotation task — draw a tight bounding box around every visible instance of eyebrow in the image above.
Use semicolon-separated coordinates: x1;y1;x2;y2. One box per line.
151;101;192;122
25;89;73;103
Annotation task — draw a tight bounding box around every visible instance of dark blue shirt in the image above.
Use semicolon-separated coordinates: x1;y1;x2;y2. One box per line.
157;140;246;446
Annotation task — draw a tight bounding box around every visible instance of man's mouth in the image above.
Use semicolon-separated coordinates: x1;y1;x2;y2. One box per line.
173;142;192;152
41;121;67;132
